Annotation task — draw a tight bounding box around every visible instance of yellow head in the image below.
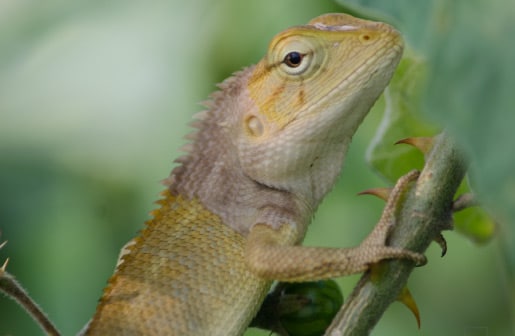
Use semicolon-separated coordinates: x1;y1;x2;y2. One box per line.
239;13;404;204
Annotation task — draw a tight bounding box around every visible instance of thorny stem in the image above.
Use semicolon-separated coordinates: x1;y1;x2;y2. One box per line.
325;132;467;336
0;246;60;336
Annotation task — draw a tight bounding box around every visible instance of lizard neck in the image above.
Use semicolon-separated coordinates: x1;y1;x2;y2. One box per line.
165;68;313;239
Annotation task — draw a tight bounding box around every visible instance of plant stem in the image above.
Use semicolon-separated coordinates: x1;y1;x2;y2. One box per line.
326;132;467;336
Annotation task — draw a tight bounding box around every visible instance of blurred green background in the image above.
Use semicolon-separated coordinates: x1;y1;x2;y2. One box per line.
0;0;512;335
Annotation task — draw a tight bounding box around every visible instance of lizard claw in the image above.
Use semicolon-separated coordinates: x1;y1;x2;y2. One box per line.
433;233;447;257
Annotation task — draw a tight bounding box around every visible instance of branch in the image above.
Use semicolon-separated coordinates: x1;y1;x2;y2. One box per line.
326;132;468;335
0;244;60;336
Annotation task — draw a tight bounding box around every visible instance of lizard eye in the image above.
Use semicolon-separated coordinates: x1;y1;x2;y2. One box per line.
283;51;304;68
271;37;320;77
280;50;312;76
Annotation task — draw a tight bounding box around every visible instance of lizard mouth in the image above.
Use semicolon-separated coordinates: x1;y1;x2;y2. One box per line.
314;38;403;117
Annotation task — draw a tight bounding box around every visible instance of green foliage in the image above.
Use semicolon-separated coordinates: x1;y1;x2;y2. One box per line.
251;280;343;336
339;1;512;332
339;0;515;266
367;52;495;244
278;280;343;336
453;203;496;244
366;52;439;182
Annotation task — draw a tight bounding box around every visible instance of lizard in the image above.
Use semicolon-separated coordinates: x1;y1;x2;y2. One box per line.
0;13;425;336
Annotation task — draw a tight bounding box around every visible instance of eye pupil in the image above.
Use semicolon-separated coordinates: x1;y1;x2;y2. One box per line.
284;51;303;68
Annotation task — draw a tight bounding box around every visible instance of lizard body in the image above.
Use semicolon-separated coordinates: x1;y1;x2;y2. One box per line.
85;192;272;335
81;13;418;335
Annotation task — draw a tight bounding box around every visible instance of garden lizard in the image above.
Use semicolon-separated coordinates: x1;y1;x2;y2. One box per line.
1;13;425;336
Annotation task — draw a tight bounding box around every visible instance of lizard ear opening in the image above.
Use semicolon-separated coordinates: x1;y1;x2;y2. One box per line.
245;115;265;137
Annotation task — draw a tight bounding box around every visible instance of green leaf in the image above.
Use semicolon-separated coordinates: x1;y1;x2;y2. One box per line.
279;280;343;336
338;0;515;273
453;180;496;244
250;280;343;336
366;51;495;244
366;52;439;182
453;206;496;244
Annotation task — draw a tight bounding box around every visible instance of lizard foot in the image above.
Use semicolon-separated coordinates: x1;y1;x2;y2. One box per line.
360;244;426;267
361;170;419;247
359;170;426;266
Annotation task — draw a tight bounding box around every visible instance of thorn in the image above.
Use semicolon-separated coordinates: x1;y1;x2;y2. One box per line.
395;136;434;155
358;187;392;201
1;240;9;273
1;257;9;272
397;286;421;329
433;233;448;257
452;193;478;212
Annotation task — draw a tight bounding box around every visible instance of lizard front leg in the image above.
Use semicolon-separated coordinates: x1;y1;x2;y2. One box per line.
245;171;426;282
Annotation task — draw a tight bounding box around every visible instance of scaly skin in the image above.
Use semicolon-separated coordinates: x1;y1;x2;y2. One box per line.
82;13;421;335
85;192;274;335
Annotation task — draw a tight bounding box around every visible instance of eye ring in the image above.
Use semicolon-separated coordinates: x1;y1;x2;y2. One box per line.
280;50;312;76
283;51;304;68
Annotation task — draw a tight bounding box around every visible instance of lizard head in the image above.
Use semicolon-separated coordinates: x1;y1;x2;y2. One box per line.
237;13;404;206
